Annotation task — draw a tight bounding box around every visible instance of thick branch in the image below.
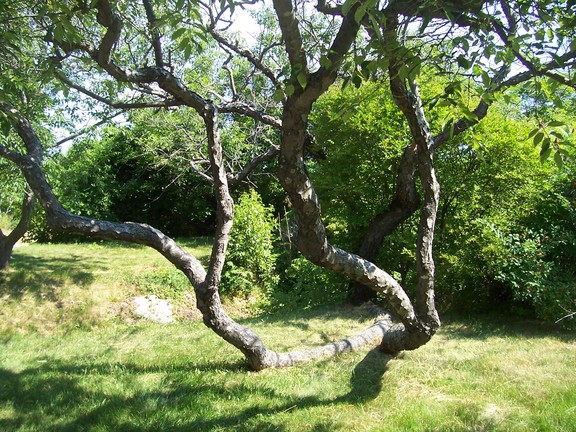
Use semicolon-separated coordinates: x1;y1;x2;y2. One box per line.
95;0;123;67
383;10;439;328
204;105;234;288
142;0;164;67
55;70;180;109
273;0;308;74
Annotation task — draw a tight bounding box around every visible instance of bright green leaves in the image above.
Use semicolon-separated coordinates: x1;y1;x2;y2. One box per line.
273;63;308;101
341;0;359;16
428;80;480;137
172;28;207;61
165;1;208;61
38;3;85;45
529;121;574;168
285;83;296;97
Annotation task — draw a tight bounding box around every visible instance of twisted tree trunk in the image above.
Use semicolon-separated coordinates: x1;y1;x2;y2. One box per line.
0;0;444;369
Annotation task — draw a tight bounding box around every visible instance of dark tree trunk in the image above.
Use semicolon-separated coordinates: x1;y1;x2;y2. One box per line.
0;189;34;270
0;242;12;270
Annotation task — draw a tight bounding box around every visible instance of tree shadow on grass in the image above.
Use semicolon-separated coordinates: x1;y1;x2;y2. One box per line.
0;252;101;300
440;313;576;343
0;349;392;432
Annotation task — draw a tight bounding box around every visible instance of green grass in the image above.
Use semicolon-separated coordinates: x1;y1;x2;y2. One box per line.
0;239;212;335
1;242;575;431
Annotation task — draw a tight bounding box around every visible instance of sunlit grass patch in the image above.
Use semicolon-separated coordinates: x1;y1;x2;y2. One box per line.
0;240;212;336
1;317;574;431
1;242;575;431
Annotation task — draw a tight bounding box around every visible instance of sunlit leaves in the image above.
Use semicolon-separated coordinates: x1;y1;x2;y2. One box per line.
529;121;575;168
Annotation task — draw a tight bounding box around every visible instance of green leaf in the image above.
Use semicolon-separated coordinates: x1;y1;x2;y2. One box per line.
533;131;544;146
183;41;193;61
397;64;410;81
548;120;565;127
541;137;551;152
460;107;477;122
540;144;552;163
285;84;295;97
368;13;383;41
554;151;564;168
172;28;187;41
37;5;49;19
419;15;432;33
319;55;332;69
296;72;307;89
436;99;456;108
272;88;284;102
53;23;64;42
342;0;358;16
527;128;540;139
354;5;367;23
456;55;472;70
481;71;491;87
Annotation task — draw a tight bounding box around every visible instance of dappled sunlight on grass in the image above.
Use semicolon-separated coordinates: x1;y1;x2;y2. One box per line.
0;318;574;431
1;241;575;431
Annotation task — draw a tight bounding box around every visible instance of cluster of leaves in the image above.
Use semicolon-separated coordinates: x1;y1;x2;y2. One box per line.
310;80;409;247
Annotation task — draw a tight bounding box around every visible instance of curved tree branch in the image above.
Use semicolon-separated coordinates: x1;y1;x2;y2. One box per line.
273;0;308;74
382;9;440;331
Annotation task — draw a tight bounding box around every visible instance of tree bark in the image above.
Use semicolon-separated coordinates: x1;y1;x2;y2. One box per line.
348;143;420;304
0;188;34;271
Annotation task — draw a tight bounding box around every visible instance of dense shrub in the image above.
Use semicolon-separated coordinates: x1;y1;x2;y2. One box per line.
268;254;348;312
221;190;279;298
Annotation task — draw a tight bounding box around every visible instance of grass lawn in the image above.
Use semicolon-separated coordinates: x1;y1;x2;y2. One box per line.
1;242;575;431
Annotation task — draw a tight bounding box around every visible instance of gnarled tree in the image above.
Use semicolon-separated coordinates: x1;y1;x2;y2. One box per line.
0;0;574;369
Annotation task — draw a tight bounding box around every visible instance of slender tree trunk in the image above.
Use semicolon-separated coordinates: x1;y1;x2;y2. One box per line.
0;240;12;270
348;143;420;304
0;189;34;270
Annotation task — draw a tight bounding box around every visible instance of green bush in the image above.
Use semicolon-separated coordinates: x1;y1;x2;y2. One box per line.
221;189;279;297
271;256;348;311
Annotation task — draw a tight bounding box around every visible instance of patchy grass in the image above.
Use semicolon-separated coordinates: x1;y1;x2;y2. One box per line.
0;315;574;431
0;239;212;335
1;242;575;431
